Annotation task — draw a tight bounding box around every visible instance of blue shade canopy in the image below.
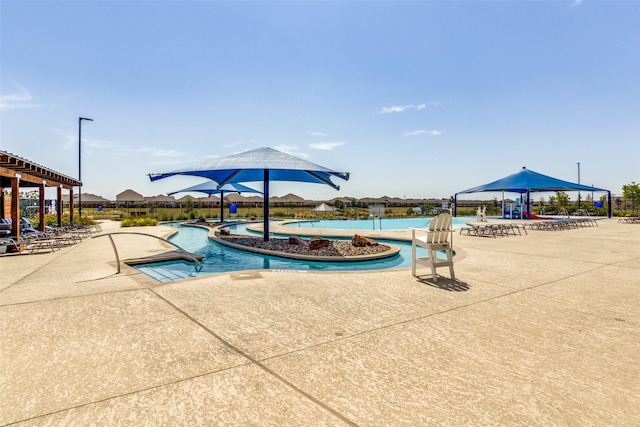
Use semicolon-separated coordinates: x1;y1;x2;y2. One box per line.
457;168;608;194
150;147;349;240
149;146;349;190
167;181;261;197
454;167;611;219
167;181;261;223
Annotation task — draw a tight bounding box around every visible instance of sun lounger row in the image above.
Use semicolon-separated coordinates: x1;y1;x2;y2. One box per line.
526;218;598;231
459;223;527;238
0;223;100;255
618;216;640;224
0;234;61;254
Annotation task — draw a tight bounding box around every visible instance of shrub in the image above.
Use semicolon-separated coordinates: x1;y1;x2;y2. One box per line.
120;217;159;227
42;214;97;227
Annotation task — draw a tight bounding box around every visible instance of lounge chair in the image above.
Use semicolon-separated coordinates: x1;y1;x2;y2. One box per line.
411;212;455;283
15;233;61;254
476;205;487;222
0;237;22;254
20;217;38;233
619;215;640;224
0;221;11;238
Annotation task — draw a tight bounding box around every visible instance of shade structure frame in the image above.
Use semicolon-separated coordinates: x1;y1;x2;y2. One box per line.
167;181;262;223
454;167;611;218
150;147;349;240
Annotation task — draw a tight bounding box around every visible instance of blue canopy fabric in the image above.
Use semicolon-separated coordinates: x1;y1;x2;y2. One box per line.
150;147;349;239
455;168;611;218
167;181;262;222
167;181;261;197
150;146;349;190
457;168;607;194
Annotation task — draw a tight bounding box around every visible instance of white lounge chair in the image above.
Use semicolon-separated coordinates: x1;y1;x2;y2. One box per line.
411;212;455;283
476;205;487;222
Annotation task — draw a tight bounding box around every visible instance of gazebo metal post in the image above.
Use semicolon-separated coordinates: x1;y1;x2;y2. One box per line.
57;186;63;227
220;190;224;222
263;169;270;240
453;194;458;217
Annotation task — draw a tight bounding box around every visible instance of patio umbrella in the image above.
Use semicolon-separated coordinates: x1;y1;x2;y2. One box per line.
167;181;261;222
149;147;349;240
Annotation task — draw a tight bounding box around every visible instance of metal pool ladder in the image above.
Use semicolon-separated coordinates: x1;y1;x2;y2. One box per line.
93;231;203;274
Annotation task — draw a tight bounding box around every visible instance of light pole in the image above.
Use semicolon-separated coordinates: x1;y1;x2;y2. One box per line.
79;117;93;219
577;162;581;208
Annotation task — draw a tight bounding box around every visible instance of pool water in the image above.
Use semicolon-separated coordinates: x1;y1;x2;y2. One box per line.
133;222;439;282
285;216;474;231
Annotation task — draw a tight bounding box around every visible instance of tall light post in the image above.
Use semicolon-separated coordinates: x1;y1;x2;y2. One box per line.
577;162;581;208
79;117;93;219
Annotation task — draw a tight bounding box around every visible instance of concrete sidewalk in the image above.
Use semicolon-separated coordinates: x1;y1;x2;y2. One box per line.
1;219;639;425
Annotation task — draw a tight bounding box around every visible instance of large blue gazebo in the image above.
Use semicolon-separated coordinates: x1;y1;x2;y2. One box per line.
150;147;349;240
454;167;611;218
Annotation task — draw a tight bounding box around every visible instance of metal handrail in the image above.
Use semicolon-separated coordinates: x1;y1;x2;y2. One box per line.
93;231;202;274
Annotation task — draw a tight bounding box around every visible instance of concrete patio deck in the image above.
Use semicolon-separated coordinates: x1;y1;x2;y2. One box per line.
1;218;639;425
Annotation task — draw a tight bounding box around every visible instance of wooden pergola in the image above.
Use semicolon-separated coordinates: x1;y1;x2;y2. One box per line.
0;150;81;239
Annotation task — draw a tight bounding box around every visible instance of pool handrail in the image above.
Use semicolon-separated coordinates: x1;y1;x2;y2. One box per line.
93;231;203;274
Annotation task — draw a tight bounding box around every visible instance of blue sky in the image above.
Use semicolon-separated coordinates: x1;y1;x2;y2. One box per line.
2;0;639;201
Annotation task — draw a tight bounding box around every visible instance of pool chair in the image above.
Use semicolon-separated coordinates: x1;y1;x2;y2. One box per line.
0;237;22;254
411;212;455;283
476;205;487;222
20;217;38;233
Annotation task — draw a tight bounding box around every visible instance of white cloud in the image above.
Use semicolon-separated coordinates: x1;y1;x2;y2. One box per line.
0;84;42;111
404;129;445;137
404;130;427;137
308;131;328;137
570;0;582;6
84;139;115;149
145;148;185;157
378;104;427;114
308;141;345;150
273;144;309;158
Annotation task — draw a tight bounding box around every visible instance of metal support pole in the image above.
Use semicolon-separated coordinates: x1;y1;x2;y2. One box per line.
577;162;581;208
79;117;93;219
263;169;270;241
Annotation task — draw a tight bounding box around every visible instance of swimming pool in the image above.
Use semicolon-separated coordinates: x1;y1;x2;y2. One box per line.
285;216;474;231
133;222;433;282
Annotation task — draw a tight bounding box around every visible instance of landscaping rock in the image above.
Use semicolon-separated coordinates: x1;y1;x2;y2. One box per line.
310;236;330;250
352;234;379;247
289;236;303;245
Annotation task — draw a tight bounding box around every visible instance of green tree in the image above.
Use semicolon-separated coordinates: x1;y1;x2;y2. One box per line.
555;191;570;207
184;198;193;214
584;193;593;207
622;181;640;214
